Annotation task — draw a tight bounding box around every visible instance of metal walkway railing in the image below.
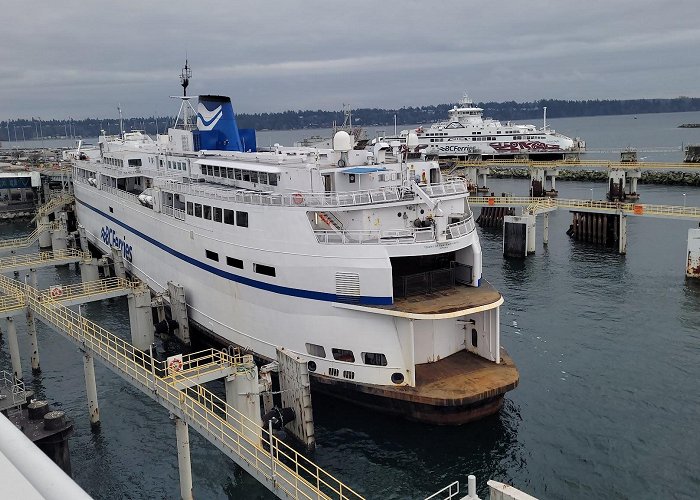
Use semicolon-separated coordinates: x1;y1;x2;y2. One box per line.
454;158;700;171
31;193;75;223
0;273;363;500
470;196;700;219
0;249;89;273
0;222;58;252
36;277;140;305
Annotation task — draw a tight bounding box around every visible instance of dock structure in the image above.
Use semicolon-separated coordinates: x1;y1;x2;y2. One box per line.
471;196;700;256
0;273;363;500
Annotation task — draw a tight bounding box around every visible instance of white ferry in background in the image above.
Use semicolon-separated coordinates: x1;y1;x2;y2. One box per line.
385;93;585;161
70;69;518;425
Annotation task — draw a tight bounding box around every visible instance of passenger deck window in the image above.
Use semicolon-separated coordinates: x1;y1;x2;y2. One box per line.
253;263;275;277
203;205;212;220
305;343;326;358
213;207;222;223
226;257;243;269
362;352;388;366
236;211;248;227
186;202;193;216
205;250;219;262
223;209;235;225
332;348;355;363
194;203;202;218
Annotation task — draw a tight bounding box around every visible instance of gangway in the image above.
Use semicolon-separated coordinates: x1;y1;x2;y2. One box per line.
0;222;57;252
36;277;141;308
0;249;89;274
470;196;700;219
0;274;363;500
31;193;75;223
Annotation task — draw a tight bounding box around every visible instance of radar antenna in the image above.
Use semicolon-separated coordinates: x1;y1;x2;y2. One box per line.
181;59;192;97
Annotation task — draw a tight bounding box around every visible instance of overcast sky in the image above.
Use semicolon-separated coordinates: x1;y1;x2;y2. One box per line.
3;0;699;119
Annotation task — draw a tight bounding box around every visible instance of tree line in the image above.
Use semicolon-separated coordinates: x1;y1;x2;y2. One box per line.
3;96;700;141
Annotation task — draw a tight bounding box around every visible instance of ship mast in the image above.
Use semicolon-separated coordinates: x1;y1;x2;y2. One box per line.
173;59;197;130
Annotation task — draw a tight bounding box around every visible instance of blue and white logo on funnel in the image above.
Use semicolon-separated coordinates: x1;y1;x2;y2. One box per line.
197;103;223;131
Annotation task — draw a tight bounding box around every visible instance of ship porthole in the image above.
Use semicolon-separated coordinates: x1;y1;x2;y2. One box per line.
307;361;317;372
391;372;404;384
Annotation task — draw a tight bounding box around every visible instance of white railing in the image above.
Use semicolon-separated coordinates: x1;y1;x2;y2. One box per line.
314;225;437;245
421;179;468;197
162;205;186;220
101;185;142;204
446;216;476;239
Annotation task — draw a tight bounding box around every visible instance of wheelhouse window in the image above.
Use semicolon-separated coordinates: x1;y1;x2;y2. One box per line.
305;343;326;358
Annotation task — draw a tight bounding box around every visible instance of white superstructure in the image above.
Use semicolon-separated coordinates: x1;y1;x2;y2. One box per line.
70;78;516;423
387;93;585;159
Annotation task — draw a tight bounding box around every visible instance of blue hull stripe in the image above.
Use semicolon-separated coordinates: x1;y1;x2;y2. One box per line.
77;198;393;305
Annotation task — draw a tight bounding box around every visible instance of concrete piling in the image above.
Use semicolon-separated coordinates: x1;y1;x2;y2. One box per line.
111;248;126;279
79;259;99;283
503;215;535;258
6;317;23;383
127;286;154;351
82;352;100;430
172;414;194;500
38;215;52;248
225;355;262;446
167;282;190;345
26;308;41;374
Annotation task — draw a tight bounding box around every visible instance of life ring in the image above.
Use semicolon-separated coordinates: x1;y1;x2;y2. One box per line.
292;193;304;205
337;159;346;168
168;357;183;372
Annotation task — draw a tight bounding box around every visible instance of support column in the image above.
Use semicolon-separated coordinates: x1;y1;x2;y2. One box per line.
6;317;22;383
225;356;262;446
618;213;627;255
38;215;52;248
29;268;38;290
77;225;90;253
543;213;550;245
111;248;126;279
127;287;154;350
79;259;99;283
172;415;194;500
50;222;68;252
26;308;40;374
167;282;190;345
82;351;100;430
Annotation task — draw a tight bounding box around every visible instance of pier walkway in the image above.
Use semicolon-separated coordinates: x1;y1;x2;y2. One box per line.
31;193;74;223
0;273;363;500
0;222;57;252
454;158;700;171
470;196;700;219
0;249;88;274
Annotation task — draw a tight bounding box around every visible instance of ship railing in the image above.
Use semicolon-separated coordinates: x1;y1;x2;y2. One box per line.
446;217;476;239
162;205;186;221
101;185;142;204
314;226;436;245
420;179;468;197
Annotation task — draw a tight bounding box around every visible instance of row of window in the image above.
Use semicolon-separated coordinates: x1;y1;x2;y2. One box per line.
204;249;276;277
305;343;388;366
168;160;187;171
200;164;279;186
186;202;249;227
104;157;124;167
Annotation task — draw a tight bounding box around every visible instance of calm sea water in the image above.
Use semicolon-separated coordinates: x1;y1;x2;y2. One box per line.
2;111;700;499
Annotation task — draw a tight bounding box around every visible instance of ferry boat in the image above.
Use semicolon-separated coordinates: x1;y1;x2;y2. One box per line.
70;68;518;424
385;93;585;160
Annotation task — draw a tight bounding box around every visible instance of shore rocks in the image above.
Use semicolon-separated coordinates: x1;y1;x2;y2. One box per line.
486;167;700;186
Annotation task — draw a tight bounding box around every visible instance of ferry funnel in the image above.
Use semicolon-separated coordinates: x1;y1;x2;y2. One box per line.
195;95;244;151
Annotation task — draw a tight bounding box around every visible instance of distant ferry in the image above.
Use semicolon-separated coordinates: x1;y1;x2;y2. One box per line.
70;67;518;424
384;93;585;160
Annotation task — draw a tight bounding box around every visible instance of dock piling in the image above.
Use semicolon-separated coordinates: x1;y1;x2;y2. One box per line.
38;215;52;248
82;351;100;430
167;282;190;345
26;307;41;374
110;248;126;279
543;213;550;245
127;286;155;351
225;356;262;445
6;317;23;383
172;414;194;500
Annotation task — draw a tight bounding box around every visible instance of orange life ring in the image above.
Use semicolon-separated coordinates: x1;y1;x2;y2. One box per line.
168;357;183;372
292;193;304;205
